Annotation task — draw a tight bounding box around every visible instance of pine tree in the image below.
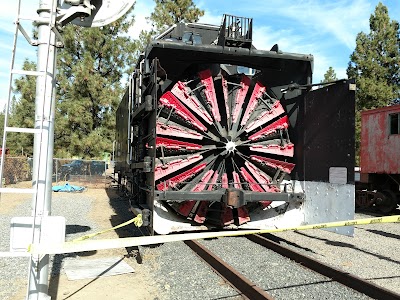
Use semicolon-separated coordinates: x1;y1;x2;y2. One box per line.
346;2;400;163
7;59;37;156
137;0;204;54
55;10;137;158
8;10;137;159
150;0;204;30
321;67;338;83
347;2;400;108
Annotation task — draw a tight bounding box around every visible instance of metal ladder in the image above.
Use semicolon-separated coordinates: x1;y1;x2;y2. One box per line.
0;0;62;195
0;1;63;299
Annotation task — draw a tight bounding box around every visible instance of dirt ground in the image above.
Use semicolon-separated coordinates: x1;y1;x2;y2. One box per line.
3;186;163;300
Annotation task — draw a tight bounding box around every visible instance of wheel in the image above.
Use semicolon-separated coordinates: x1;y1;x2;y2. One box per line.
377;189;397;214
154;68;296;226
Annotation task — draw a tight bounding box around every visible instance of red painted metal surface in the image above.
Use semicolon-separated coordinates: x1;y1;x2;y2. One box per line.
241;81;266;126
159;91;207;131
245;100;285;132
250;155;295;174
156;163;206;191
237;206;250;225
222;173;228;188
232;75;251;123
154;69;297;226
155;137;202;150
199;69;221;122
171;81;213;125
240;167;264;192
249;116;290;141
360;105;400;174
250;143;294;157
221;205;234;226
154;154;203;181
178;170;214;217
156;121;203;140
193;202;208;223
193;172;235;225
244;161;277;207
222;76;230;121
244;161;278;193
232;171;241;189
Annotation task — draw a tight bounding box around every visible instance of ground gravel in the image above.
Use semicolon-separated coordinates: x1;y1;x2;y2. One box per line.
270;212;400;294
1;194;31;300
139;211;399;300
199;236;372;300
0;192;98;300
1;188;399;300
139;241;242;300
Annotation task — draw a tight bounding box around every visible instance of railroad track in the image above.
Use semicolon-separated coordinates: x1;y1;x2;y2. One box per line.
184;239;273;300
185;234;400;300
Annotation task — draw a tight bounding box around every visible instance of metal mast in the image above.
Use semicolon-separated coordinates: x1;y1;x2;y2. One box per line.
0;1;135;299
27;0;58;298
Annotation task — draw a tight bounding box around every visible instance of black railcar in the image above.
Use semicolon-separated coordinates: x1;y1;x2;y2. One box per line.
115;15;356;234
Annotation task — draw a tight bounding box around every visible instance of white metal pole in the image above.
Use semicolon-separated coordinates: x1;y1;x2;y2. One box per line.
28;0;57;298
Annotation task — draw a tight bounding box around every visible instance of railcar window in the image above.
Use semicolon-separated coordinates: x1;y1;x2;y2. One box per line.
182;32;202;45
389;113;399;135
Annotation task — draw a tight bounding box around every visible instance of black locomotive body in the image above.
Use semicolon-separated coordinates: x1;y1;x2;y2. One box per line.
115;15;356;234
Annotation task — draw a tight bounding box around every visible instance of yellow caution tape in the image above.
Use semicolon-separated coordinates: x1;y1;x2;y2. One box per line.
72;214;143;242
28;215;400;255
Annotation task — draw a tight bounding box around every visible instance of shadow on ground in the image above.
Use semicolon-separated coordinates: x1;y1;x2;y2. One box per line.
293;231;400;265
105;186;148;264
48;224;95;299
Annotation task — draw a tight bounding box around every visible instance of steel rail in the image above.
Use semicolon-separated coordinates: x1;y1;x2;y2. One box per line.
247;234;400;300
184;240;274;300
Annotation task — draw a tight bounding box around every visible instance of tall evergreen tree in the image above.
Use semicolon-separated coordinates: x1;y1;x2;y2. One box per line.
8;10;137;159
55;9;137;158
137;0;204;54
347;2;400;108
150;0;204;30
346;2;400;163
7;59;37;156
321;66;338;83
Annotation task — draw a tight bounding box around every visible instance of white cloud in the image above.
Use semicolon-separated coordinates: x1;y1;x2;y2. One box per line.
0;1;38;109
198;10;222;26
252;26;313;54
206;0;373;83
127;0;155;39
0;1;38;20
237;0;372;50
277;0;371;50
0;0;383;103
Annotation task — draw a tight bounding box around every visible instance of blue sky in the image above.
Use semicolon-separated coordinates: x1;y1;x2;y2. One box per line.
1;0;399;109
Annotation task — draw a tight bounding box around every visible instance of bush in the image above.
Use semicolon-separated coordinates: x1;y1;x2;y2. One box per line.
3;157;32;185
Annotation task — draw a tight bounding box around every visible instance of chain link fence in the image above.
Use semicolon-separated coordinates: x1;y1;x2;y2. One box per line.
2;157;111;187
1;156;32;185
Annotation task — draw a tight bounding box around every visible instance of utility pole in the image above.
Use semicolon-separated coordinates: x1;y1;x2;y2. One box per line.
23;1;135;298
27;0;57;298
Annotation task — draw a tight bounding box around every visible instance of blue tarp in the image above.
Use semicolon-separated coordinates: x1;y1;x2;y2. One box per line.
52;182;85;192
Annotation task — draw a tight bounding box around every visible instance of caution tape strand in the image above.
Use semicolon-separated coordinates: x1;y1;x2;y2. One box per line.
72;214;143;242
29;215;400;255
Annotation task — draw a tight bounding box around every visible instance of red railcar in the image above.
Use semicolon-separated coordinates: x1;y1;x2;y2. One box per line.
356;104;400;212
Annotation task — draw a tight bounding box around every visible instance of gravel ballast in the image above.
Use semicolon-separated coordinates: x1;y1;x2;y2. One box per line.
1;189;399;300
199;236;372;300
139;241;242;300
0;192;98;300
270;212;400;294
